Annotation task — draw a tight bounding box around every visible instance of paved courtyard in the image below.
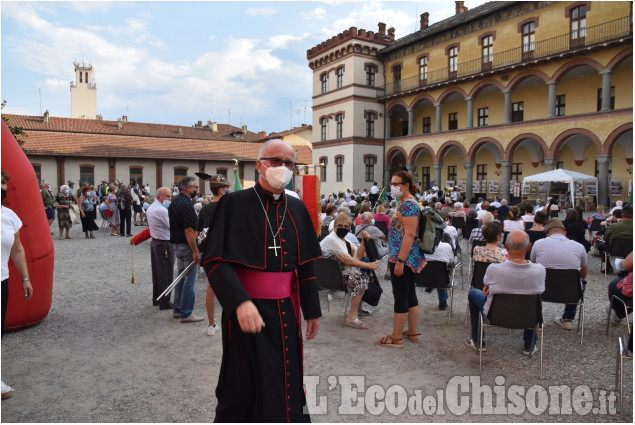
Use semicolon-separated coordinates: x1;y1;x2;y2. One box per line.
1;217;632;422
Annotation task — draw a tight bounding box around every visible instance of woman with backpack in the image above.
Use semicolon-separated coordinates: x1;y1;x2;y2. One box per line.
78;185;99;239
377;171;426;347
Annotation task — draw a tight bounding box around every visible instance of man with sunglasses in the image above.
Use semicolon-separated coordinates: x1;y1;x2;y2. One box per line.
168;176;203;323
201;139;322;422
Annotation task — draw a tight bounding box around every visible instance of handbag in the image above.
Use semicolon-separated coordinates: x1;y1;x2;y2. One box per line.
361;270;383;306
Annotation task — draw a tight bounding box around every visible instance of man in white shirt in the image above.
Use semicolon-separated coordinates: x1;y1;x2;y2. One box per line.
490;196;501;209
369;182;379;206
424;234;455;310
146;187;174;310
531;218;588;330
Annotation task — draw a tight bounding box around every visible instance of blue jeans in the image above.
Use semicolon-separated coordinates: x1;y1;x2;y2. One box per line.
437;289;448;303
562;280;586;320
173;243;198;318
468;289;535;344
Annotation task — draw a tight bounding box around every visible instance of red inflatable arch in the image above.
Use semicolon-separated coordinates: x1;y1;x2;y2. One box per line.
1;120;54;331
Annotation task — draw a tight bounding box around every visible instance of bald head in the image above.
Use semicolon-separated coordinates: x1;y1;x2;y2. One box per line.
258;139;295;160
505;229;530;253
256;139;296;193
155;187;172;202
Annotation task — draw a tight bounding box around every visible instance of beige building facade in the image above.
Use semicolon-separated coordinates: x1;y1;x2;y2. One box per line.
308;1;633;207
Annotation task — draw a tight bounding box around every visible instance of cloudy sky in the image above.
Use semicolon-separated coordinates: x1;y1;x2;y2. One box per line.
1;0;486;133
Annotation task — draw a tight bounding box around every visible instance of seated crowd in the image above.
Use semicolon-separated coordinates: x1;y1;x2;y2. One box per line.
317;182;631;357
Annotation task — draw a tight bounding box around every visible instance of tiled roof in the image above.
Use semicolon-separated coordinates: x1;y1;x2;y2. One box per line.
6;114;312;164
379;1;517;55
265;124;312;139
4;114;262;142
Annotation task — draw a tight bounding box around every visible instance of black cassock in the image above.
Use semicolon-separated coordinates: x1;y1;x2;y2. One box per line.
201;183;322;423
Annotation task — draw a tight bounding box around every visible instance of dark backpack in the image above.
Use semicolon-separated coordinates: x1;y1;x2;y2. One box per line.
116;192;126;210
417;208;445;254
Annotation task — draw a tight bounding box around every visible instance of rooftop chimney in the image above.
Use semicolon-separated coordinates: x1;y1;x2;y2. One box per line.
241;124;248;133
456;1;468;14
257;131;267;138
208;121;218;132
378;22;386;35
420;12;429;30
122;115;128;123
117;118;123;130
43;109;50;124
387;27;395;40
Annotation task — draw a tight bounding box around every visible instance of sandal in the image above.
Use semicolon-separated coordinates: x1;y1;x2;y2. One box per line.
377;335;403;347
345;318;368;329
402;331;421;343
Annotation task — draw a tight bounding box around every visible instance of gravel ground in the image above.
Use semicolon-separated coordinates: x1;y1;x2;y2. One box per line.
1;217;632;423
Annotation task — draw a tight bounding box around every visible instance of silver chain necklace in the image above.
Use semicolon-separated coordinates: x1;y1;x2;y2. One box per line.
253;186;287;257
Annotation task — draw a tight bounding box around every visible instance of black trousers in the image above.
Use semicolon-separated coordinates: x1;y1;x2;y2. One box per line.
150;239;175;307
120;209;132;235
2;279;8;338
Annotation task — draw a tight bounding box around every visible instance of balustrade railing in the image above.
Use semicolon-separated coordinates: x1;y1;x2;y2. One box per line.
378;16;631;98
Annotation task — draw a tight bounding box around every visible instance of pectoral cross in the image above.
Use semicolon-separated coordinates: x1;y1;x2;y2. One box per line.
268;237;280;257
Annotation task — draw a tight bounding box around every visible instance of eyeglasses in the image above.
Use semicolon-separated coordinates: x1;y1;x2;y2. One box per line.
391;181;405;186
259;157;297;170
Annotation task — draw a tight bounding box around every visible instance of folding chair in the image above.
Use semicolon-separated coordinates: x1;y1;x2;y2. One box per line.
615;333;632;420
318;224;329;242
589;218;604;233
541;269;585;345
468;240;487;276
451;216;465;237
375;221;388;236
462;222;478;250
479;293;544;378
606;295;632;336
414;260;459;324
314;257;348;314
605;238;633;278
465;260;493;325
362;238;382;262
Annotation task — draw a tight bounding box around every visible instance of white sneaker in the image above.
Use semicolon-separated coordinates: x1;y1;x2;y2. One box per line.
1;381;13;399
554;317;573;330
206;324;219;336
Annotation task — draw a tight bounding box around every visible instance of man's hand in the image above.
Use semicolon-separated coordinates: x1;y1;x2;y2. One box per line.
22;281;33;300
394;261;404;277
361;230;371;240
306;318;319;340
236;300;265;333
192;251;201;265
482;285;490;295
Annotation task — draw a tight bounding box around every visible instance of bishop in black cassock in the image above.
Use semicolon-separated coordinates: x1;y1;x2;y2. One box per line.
201;141;322;423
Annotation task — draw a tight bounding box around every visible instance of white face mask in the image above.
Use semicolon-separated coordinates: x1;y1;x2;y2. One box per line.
262;164;294;190
391;185;404;198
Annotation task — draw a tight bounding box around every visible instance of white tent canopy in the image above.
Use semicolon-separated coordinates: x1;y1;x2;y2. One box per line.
522;169;597;206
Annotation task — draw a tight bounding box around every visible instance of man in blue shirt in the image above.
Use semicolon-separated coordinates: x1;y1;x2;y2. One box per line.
169;176;202;322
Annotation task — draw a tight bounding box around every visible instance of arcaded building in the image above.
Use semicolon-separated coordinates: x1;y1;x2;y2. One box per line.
308;1;632;208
